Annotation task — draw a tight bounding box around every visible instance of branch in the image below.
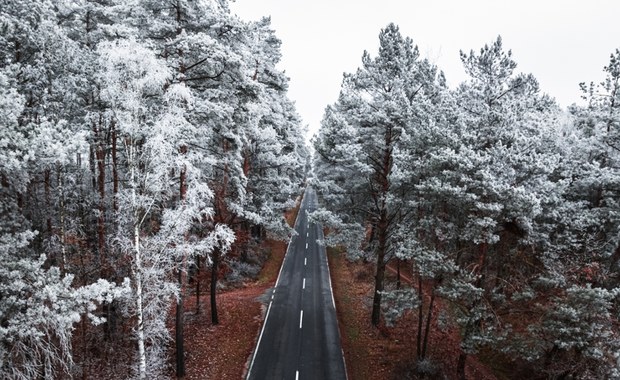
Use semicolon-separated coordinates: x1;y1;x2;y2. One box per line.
184;56;211;73
184;69;226;82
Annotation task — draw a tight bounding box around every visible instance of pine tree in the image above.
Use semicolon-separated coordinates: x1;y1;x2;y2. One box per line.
313;23;441;326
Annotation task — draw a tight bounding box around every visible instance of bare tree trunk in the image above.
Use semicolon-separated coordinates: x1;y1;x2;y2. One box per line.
457;352;467;380
416;276;424;359
128;142;147;380
371;208;388;326
57;166;66;273
112;121;118;212
175;269;185;378
95;117;106;267
195;256;201;315
396;259;401;290
455;243;488;380
135;222;147;380
176;145;187;378
44;169;52;236
370;126;394;327
209;139;228;326
81;316;88;380
89;141;96;190
421;286;436;360
211;248;220;325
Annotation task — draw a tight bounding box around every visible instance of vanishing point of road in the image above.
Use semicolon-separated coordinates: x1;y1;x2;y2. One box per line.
246;187;347;380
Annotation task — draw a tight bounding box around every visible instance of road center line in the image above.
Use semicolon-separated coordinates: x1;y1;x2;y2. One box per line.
305;242;308;249
304;257;307;266
299;310;303;329
295;370;299;380
302;278;306;289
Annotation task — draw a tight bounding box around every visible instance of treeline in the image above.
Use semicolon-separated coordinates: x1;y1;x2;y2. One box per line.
0;1;307;379
312;23;620;379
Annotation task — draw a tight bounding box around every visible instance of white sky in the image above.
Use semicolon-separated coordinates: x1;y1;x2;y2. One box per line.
231;0;620;138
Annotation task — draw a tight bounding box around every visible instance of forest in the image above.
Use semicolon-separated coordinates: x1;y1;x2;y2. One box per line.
1;1;308;379
1;1;620;380
312;23;620;379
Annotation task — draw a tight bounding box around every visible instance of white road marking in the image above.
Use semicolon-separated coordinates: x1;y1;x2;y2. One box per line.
296;371;299;380
305;242;308;249
299;310;303;329
304;258;307;266
302;278;306;289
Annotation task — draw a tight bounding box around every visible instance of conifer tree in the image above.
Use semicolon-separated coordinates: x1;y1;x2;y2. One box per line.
313;23;441;326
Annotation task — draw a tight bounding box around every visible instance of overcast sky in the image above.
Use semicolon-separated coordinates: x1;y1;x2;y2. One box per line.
230;0;620;138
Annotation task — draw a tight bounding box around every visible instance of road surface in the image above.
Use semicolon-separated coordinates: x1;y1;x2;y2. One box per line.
246;187;347;380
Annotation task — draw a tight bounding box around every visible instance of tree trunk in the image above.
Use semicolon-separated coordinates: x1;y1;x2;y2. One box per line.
176;145;187;378
57;166;66;272
457;352;467;380
44;169;52;236
89;141;96;190
477;242;488;289
211;249;220;325
417;277;424;359
81;316;88;380
129;142;147;379
95;117;106;267
370;125;394;327
112;121;118;212
396;259;401;290
175;268;185;378
195;256;201;315
371;209;388;326
135;224;147;380
421;286;436;360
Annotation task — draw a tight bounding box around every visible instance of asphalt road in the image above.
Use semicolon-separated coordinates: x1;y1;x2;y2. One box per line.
246;187;347;380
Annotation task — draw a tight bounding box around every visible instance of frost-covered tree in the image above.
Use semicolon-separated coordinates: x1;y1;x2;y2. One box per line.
113;1;306;330
0;0;90;259
0;64;127;380
570;49;620;276
243;18;309;240
521;48;620;379
438;36;561;379
1;1;307;378
313;23;442;326
98;38;234;379
97;28;251;375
